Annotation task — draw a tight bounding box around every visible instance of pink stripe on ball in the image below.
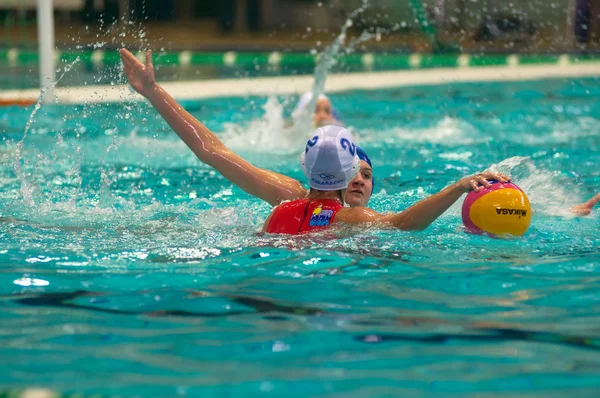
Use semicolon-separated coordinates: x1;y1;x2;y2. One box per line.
461;181;520;233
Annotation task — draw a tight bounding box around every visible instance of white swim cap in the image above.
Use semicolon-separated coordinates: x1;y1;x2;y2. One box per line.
300;125;360;191
292;91;329;119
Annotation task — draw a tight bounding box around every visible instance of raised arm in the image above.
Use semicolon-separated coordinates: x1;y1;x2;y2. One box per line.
337;172;510;230
120;49;307;206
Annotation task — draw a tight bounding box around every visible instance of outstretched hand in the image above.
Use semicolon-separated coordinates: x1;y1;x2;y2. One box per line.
569;203;592;216
120;49;156;97
569;193;600;216
457;171;511;193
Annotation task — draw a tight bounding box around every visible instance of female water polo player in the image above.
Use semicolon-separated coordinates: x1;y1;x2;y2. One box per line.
120;49;509;231
263;126;359;233
263;125;434;233
264;125;514;234
291;91;342;128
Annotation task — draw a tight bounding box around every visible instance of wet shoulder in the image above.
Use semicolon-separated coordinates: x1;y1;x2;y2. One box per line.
335;207;382;224
277;198;310;211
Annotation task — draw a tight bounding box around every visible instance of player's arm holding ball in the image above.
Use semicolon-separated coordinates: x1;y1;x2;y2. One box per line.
338;171;510;231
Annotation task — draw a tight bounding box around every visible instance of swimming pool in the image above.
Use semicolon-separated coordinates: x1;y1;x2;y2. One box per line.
1;76;599;397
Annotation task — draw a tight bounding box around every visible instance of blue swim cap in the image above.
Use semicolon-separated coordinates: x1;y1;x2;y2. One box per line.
332;107;342;122
356;146;374;193
356;146;371;167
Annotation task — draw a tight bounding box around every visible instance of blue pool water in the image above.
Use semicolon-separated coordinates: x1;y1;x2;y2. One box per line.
1;77;599;397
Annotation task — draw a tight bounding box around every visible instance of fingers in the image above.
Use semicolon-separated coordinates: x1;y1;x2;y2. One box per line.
466;173;507;192
119;48;143;68
145;50;153;69
474;176;492;188
480;171;511;183
465;170;515;193
119;48;134;64
569;205;591;216
121;58;133;75
469;180;480;192
495;173;511;182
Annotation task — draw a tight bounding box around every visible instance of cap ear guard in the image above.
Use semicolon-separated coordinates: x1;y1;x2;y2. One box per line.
349;154;361;182
299;151;308;178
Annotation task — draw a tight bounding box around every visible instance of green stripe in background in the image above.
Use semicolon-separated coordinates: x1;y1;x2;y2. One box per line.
233;52;269;67
152;51;180;65
192;52;223;65
469;55;508;67
373;54;412;68
570;54;600;63
1;49;599;69
519;54;560;65
420;54;459;68
18;50;38;63
102;50;122;65
279;52;315;67
336;53;364;66
60;51;91;64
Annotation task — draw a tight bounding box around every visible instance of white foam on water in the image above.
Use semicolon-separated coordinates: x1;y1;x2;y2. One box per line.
219;96;306;154
487;156;584;217
518;116;600;145
357;117;487;146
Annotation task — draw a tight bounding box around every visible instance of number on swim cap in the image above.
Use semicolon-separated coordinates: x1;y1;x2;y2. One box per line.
305;136;319;153
340;138;356;156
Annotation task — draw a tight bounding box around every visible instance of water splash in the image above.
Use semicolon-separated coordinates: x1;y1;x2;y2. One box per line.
292;0;371;131
14;57;81;206
488;156;583;217
220;96;305;153
16;15;163;209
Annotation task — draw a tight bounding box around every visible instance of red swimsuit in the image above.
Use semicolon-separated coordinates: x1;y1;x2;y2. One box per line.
265;198;343;235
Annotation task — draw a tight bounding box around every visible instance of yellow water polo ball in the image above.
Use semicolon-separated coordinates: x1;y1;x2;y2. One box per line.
461;180;532;236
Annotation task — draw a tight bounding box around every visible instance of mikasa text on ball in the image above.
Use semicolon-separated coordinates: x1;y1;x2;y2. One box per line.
462;180;531;236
